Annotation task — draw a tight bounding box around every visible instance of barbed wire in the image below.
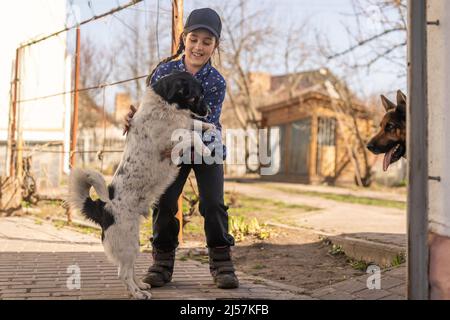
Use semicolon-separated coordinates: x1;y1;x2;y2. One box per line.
19;0;144;49
8;0;161;172
17;75;148;104
13;148;123;154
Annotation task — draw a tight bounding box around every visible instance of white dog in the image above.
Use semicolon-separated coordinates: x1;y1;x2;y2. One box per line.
68;71;214;299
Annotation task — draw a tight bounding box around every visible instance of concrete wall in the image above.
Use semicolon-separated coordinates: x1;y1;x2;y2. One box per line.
427;0;450;237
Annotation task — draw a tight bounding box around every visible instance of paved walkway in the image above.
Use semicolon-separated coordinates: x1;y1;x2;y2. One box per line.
0;217;406;300
311;265;406;300
0;217;310;300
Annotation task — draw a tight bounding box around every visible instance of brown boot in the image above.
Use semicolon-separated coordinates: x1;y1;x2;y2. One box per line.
142;247;175;287
208;247;239;289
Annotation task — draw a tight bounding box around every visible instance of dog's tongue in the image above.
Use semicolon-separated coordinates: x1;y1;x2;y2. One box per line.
383;147;395;171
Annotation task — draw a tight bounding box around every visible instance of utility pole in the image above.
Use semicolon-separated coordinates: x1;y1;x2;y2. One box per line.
172;0;184;243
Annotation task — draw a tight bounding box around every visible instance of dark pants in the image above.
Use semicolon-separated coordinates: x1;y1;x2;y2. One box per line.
151;163;235;251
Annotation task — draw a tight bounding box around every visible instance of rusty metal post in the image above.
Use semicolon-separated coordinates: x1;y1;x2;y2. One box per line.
70;27;81;169
67;27;81;223
172;0;184;56
172;0;184;243
7;48;21;178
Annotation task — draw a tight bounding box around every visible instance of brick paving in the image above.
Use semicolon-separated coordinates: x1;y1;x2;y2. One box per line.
0;217;311;300
310;265;406;300
0;217;406;300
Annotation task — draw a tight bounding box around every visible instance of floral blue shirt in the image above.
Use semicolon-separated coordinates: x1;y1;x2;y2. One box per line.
149;55;227;159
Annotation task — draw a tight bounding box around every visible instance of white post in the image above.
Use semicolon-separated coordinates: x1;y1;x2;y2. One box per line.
427;0;450;300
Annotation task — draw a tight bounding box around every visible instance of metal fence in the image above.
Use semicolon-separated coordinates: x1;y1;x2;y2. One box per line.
3;0;173;191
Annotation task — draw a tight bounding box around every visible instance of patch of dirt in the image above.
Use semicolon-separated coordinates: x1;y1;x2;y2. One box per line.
183;226;365;292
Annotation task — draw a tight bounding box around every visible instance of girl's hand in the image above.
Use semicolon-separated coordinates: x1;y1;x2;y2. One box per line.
123;105;137;135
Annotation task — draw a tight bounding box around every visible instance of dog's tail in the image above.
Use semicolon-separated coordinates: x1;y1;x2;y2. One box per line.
67;168;112;226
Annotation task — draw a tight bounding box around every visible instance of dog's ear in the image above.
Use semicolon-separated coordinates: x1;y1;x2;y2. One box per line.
166;79;184;102
380;94;396;112
396;90;406;114
151;76;176;102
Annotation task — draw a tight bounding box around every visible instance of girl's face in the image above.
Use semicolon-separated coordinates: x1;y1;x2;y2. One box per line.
183;29;218;71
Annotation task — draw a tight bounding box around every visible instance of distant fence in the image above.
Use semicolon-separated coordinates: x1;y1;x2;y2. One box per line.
3;0;173;190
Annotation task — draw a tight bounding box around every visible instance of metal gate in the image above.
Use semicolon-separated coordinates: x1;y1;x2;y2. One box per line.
288;118;311;175
316;117;336;177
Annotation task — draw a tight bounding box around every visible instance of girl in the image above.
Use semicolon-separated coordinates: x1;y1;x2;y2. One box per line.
124;8;238;289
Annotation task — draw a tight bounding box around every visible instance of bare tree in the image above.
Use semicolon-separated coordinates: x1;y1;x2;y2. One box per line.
113;9;171;102
323;0;407;76
78;36;114;130
216;1;276;130
324;74;377;186
312;0;407;186
214;1;317;172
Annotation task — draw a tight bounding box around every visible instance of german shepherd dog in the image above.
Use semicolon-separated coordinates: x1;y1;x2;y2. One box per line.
67;71;214;299
366;90;406;171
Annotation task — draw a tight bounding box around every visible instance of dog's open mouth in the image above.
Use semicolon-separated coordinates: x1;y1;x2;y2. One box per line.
383;143;405;171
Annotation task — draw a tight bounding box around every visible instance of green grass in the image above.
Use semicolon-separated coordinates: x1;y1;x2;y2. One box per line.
184;217;203;236
349;259;370;271
136;189;320;243
52;220;101;237
329;244;345;256
391;252;406;267
266;186;406;210
21;200;32;208
225;193;318;213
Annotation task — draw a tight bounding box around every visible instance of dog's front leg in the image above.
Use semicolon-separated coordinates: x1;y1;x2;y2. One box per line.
134;272;151;290
118;264;152;300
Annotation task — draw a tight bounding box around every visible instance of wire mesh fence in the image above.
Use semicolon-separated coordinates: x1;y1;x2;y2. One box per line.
2;0;173;192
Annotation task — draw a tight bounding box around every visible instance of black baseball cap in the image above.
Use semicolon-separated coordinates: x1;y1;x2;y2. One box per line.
184;8;222;39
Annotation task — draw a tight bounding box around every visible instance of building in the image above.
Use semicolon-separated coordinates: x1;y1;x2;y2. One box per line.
258;90;374;185
0;0;71;189
220;68;377;185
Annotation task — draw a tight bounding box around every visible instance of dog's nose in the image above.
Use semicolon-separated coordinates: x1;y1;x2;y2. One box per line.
367;142;376;152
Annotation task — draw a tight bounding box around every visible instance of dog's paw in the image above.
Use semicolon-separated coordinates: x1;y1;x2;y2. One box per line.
202;147;212;157
204;123;216;131
137;281;151;290
132;289;152;300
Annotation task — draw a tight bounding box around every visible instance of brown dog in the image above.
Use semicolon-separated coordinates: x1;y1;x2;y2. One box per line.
366;90;406;171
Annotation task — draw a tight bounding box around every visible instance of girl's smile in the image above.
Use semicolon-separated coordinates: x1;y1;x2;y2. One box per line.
183;29;217;74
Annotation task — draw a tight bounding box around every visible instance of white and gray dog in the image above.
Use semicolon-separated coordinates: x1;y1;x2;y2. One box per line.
67;71;214;299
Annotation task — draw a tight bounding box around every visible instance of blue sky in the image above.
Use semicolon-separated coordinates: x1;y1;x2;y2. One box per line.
68;0;406;99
